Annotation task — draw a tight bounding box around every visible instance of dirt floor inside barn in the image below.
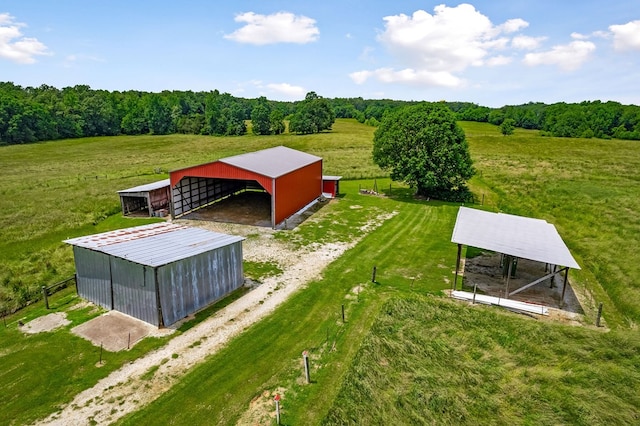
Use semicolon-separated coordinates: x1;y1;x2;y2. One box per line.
181;190;326;229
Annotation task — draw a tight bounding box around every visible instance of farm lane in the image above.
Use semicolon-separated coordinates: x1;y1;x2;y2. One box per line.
33;216;391;425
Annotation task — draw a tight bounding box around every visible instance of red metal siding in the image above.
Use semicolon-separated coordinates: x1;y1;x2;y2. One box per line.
170;158;322;227
274;160;322;225
170;162;273;193
322;180;337;197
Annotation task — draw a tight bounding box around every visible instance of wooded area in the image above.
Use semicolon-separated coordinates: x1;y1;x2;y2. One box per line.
1;81;640;145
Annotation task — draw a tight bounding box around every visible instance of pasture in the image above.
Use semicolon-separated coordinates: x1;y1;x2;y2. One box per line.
0;119;639;424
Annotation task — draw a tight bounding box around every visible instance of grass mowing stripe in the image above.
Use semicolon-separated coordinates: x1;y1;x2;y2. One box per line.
118;191;460;425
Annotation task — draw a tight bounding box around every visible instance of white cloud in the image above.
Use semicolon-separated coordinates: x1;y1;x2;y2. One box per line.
224;12;319;45
498;18;529;34
266;82;306;98
358;46;375;62
609;20;640;51
350;67;462;87
523;40;596;71
0;13;50;64
486;55;512;66
512;35;546;50
355;4;530;88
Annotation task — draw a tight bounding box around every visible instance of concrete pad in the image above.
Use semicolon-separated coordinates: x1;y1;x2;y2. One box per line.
72;311;160;352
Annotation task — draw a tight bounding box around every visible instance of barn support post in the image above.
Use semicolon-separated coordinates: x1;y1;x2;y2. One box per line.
155;268;164;328
271;178;276;229
453;244;462;291
147;193;153;217
109;258;114;310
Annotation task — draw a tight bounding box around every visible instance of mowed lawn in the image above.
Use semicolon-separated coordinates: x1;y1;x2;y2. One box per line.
1;119;640;424
120;183;465;425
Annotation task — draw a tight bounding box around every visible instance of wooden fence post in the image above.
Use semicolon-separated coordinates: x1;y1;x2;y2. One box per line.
596;302;604;327
42;286;49;309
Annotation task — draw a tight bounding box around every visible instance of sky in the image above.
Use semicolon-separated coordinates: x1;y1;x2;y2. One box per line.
1;1;639;107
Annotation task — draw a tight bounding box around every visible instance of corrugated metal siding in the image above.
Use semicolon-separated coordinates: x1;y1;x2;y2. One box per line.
158;240;243;326
74;247;112;309
170;162;272;192
274;160;322;225
110;257;159;326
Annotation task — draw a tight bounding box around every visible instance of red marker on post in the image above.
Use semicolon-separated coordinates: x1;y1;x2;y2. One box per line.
274;394;281;425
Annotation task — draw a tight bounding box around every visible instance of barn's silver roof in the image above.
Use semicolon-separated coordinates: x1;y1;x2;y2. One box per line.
117;179;170;194
64;222;244;267
451;207;580;269
220;146;321;178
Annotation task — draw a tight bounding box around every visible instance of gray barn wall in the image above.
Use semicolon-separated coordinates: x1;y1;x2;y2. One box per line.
158;240;243;326
73;247;112;310
110;258;159;326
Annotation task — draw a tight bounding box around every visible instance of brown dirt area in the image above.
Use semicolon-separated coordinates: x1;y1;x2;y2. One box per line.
21;312;70;334
460;252;583;315
71;311;172;352
180;190;327;229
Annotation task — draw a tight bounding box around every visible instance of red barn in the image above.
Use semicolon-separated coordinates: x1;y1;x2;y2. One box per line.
170;146;322;228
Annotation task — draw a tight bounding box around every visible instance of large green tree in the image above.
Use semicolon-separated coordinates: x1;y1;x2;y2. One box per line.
251;97;272;135
289;91;335;134
373;102;474;200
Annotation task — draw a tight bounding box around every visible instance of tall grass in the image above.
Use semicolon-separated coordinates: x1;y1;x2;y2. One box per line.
2;119;640;424
119;181;462;425
462;122;640;327
324;295;640;425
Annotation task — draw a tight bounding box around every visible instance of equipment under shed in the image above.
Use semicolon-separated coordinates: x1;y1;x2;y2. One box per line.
451;207;580;307
64;222;244;327
169;146;323;228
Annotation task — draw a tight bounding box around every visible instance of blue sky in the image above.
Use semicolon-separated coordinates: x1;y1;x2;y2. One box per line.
1;1;639;106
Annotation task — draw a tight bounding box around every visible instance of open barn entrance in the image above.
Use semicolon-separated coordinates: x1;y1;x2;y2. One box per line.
172;177;272;227
181;190;272;226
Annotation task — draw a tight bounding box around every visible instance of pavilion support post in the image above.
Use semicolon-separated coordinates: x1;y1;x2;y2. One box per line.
454;244;462;291
505;256;514;298
561;268;569;307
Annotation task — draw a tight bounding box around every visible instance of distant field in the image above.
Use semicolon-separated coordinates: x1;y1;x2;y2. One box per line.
1;119;639;325
0;120;378;311
462;122;640;328
1;119;640;424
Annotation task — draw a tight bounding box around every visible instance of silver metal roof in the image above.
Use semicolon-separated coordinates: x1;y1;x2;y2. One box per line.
117;179;170;194
322;175;343;181
451;207;580;269
220;146;321;178
64;222;244;267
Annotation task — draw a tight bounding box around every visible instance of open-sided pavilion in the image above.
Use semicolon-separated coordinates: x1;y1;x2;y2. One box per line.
451;207;580;304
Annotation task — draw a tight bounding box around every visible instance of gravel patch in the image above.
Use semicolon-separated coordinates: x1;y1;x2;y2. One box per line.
34;213;395;426
21;313;70;334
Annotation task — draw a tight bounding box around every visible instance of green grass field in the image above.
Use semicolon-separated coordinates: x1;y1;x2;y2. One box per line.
1;119;640;424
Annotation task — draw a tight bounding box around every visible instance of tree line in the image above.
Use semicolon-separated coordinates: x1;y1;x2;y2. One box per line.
1;81;640;145
453;101;640;140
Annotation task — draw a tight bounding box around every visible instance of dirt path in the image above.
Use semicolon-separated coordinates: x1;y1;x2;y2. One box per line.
34;216;387;426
